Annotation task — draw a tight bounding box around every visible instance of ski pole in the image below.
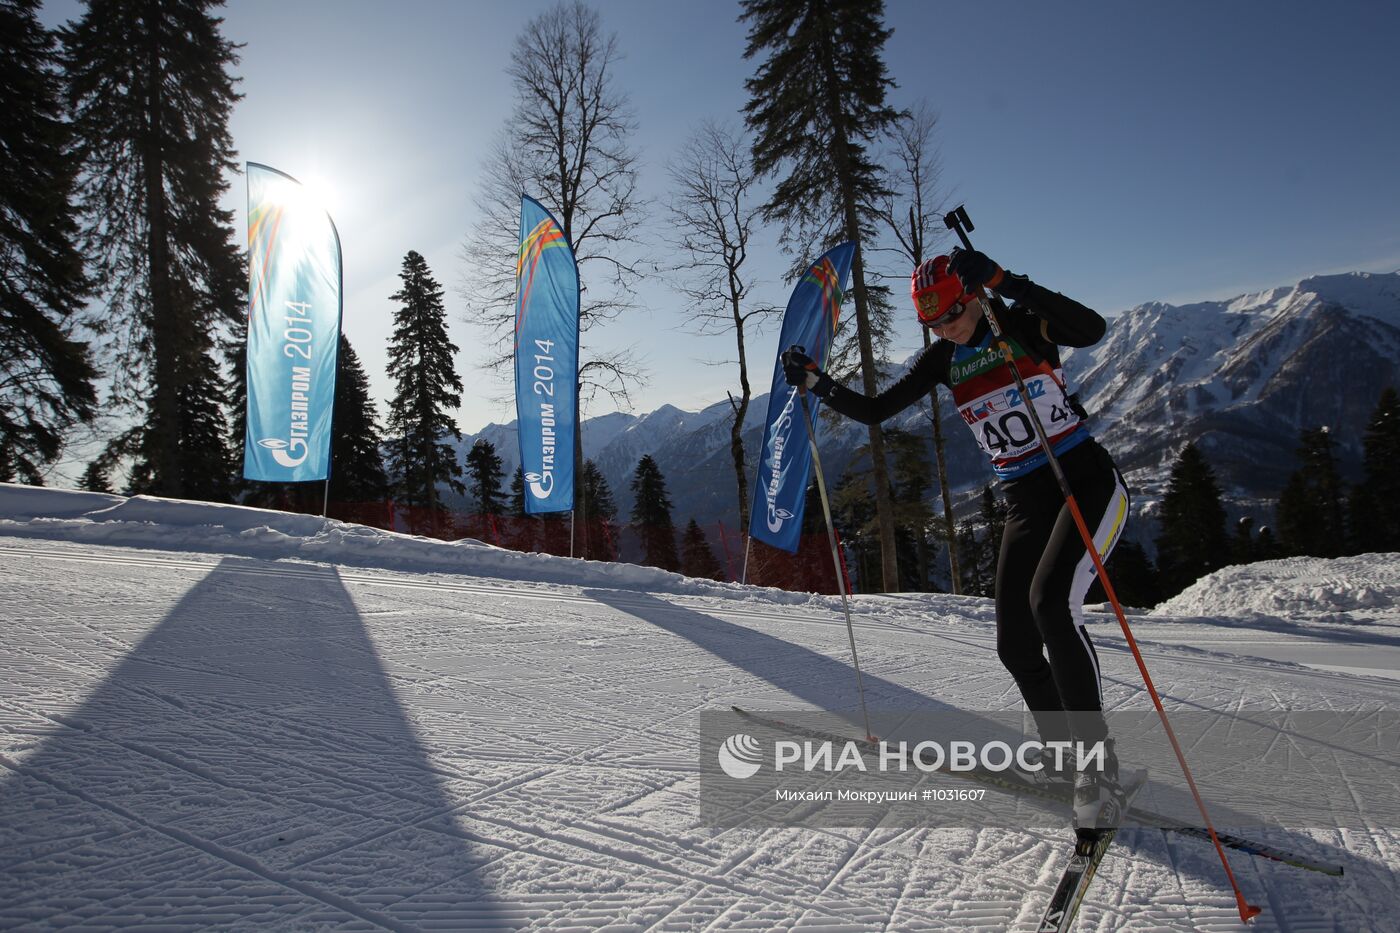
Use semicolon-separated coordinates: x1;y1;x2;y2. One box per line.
798;388;875;743
943;205;1262;923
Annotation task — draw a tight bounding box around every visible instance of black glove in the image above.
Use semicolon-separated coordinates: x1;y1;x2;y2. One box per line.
781;346;831;395
947;247;1003;292
949;246;1030;302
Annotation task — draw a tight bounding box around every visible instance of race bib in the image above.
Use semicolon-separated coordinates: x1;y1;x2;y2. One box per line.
957;371;1081;463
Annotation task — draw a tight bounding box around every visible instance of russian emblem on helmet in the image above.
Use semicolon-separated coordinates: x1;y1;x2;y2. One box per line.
911;255;972;325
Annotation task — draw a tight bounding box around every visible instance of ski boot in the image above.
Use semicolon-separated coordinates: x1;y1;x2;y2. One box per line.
1072;738;1126;856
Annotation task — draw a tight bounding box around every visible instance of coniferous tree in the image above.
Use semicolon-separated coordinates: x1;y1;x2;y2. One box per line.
63;0;245;498
1276;427;1348;557
885;428;936;591
79;458;111;493
956;520;991;597
0;0;98;482
1350;388;1400;553
1155;442;1230;597
1230;516;1257;566
327;335;389;508
1087;539;1160;609
580;459;618;561
465;439;505;541
385;251;464;534
681;518;725;581
741;0;904;591
630;454;679;571
978;484;1008;558
465;440;505;515
506;466;538;552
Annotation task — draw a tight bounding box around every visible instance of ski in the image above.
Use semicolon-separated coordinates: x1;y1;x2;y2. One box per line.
730;706;1344;877
1037;770;1148;932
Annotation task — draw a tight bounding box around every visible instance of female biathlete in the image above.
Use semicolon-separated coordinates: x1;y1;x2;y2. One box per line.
781;248;1130;845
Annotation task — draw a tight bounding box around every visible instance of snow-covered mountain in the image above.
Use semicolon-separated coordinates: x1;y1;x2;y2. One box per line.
456;272;1400;536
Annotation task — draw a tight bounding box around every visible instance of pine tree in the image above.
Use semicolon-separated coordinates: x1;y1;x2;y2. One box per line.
741;0;904;591
63;0;245;498
328;334;389;507
0;0;98;482
630;454;679;571
580;459;618;561
1276;427;1348;557
385;251;464;535
1350;388;1400;553
681;518;725;580
1155;442;1230;597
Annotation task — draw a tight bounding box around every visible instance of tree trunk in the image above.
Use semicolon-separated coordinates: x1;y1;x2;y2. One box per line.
730;280;752;535
142;16;181;498
923;327;961;593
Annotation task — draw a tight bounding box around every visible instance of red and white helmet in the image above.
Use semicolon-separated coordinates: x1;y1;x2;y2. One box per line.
911;255;973;326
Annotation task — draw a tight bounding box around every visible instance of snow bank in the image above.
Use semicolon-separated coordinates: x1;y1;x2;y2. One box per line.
1152;553;1400;625
0;483;831;606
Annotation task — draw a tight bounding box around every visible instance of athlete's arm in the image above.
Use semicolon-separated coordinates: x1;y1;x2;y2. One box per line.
997;273;1106;348
816;343;949;426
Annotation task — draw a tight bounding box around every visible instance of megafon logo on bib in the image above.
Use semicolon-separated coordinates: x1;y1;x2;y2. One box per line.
257;437;307;468
718;733;764;779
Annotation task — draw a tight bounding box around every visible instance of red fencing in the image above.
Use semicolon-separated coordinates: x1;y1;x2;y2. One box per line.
260;497;854;595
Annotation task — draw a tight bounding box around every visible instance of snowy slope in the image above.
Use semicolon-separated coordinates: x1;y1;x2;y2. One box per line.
2;484;1398;930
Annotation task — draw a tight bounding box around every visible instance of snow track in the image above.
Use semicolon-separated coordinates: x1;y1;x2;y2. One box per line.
2;533;1398;930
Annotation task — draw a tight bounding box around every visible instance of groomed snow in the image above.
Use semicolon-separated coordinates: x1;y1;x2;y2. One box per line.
1;483;1397;931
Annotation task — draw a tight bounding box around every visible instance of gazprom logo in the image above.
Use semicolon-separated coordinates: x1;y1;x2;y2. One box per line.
718;733;763;780
525;471;553;499
258;437;308;468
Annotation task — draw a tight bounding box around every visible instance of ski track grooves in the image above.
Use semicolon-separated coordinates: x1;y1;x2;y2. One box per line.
0;751;402;931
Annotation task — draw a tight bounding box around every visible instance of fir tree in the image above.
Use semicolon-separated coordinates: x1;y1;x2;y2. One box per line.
79;458;112;493
978;484;1008;559
1087;539;1160;609
630;454;679;571
0;0;97;482
741;0;904;591
385;251;464;534
1154;442;1230;597
1276;426;1348;557
1230;516;1257;566
1350;388;1400;553
580;459;618;561
681;518;725;580
63;0;245;498
328;335;389;506
885;428;935;591
506;466;537;553
465;439;505;542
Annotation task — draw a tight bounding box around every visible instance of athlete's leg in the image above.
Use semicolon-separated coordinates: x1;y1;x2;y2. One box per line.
1028;443;1130;744
996;477;1069;745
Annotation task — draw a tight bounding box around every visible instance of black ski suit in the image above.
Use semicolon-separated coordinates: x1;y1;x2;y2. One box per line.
813;275;1127;746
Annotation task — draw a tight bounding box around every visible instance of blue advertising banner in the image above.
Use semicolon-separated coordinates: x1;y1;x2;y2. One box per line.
514;196;579;514
748;242;855;553
243;163;342;482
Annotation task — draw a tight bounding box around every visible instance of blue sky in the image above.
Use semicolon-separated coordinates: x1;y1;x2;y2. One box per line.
40;0;1400;437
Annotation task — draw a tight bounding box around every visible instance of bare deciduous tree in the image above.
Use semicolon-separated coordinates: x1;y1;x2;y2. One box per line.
876;101;961;591
667;120;777;534
460;0;648;410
